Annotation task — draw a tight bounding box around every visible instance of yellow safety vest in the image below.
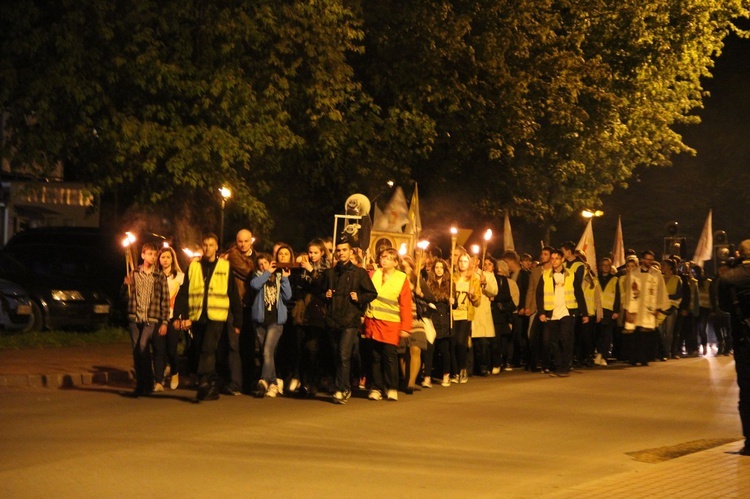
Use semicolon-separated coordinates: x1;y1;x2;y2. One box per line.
698;279;712;308
600;275;618;311
366;269;407;323
583;277;599;316
188;259;230;321
665;274;682;309
542;269;578;311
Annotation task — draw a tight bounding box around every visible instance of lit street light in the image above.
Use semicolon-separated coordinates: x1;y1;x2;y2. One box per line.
219;186;232;246
581;209;604;219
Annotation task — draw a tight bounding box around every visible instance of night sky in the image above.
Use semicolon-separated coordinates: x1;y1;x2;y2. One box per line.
555;28;750;260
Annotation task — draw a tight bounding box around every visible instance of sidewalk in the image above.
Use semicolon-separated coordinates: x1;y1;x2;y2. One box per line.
0;342;134;388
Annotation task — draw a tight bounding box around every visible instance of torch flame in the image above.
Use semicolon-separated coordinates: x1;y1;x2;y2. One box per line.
417;240;430;250
471;244;480;255
398;243;408;255
484;229;493;241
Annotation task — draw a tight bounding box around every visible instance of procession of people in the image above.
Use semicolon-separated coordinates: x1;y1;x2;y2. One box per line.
123;224;743;423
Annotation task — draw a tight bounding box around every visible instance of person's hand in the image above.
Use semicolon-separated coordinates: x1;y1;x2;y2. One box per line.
326;289;333;298
158;324;167;336
123;275;133;286
234;327;240;334
350;292;358;302
399;330;410;338
539;314;548;322
612;313;619;320
282;268;291;277
582;316;589;324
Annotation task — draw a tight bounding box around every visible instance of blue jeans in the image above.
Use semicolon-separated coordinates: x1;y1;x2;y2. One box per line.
128;322;156;391
256;323;283;384
329;327;359;392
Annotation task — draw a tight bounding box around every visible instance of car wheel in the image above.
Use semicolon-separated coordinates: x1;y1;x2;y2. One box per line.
24;301;44;332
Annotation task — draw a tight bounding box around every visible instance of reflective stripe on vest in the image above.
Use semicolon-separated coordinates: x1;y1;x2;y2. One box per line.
188;259;231;321
601;276;618;311
366;269;407;322
542;269;577;311
665;274;682;309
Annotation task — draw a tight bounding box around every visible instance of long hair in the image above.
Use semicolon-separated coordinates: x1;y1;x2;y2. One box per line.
428;258;451;302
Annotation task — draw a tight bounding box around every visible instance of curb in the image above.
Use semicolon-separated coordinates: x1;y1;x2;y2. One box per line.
0;370;133;389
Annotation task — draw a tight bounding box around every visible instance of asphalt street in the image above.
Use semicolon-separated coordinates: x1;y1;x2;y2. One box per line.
0;355;745;498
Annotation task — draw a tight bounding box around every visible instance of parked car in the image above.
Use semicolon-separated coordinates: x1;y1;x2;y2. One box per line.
0;277;33;332
0;251;112;331
2;226;189;327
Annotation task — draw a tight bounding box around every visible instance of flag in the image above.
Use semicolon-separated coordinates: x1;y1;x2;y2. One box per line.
693;209;713;267
576;219;597;274
374;186;409;232
405;183;422;236
612;216;625;269
372;203;387;231
503;212;515;251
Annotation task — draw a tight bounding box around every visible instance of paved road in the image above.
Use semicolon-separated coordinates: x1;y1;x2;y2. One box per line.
0;355;745;498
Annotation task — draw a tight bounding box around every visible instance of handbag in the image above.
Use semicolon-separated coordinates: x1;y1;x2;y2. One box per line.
422;317;437;344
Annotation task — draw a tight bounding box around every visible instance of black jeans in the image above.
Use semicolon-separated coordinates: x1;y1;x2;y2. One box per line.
453;320;472;373
153;321;180;383
196;320;227;383
369;339;398;391
329;327;359;392
545;315;575;375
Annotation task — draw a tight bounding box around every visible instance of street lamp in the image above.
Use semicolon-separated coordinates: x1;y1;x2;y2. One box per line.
581;209;604;219
219;186;231;246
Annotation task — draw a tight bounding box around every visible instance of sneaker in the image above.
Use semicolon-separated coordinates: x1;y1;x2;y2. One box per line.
450;375;459;384
491;367;501;375
459;369;469;384
288;378;300;393
441;374;451;387
368;389;383;401
257;379;269;396
421;378;432;388
153;382;164;392
504;366;513;372
170;373;179;390
358;377;367;390
594;353;603;366
276;379;284;396
163;365;171;378
386;389;398;401
265;383;279;398
333;390;351;404
221;386;241;396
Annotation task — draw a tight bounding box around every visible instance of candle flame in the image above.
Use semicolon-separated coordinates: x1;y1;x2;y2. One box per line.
471;244;480;255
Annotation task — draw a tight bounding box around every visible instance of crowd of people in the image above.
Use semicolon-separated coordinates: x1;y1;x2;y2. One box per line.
123;228;739;407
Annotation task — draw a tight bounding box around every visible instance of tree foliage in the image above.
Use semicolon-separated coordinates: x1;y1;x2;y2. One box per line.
2;0;749;243
353;0;750;233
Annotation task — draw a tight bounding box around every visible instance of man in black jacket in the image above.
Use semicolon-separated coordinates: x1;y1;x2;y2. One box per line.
324;238;377;404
